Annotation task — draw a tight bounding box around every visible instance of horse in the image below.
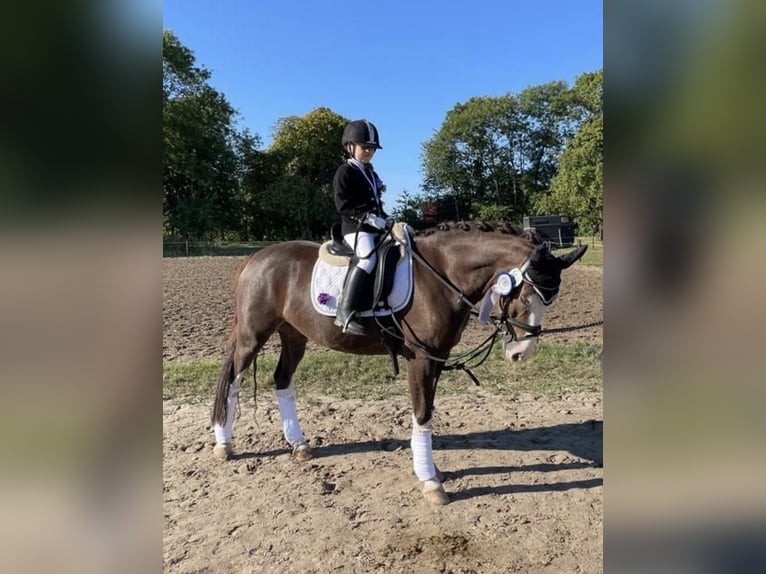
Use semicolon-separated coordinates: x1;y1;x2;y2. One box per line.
211;221;587;505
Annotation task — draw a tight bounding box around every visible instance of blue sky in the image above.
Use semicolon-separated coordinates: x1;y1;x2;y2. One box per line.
163;1;602;208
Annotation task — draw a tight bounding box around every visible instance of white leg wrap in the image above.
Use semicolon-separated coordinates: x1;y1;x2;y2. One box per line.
214;372;244;444
275;382;306;447
411;416;436;482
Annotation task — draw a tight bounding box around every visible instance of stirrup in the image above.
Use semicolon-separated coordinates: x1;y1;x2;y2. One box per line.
336;315;365;336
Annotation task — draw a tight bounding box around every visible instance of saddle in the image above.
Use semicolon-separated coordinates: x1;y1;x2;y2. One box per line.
311;222;413;318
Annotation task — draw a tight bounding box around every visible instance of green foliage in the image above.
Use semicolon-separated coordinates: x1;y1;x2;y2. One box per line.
391;190;421;227
162;30;211;100
536;116;603;234
534;71;603;234
420;81;581;222
418;71;602;232
163;30;257;240
474;203;511;221
421;95;521;220
571;69;603;117
270;107;347;188
162;33;348;242
247;108;348;239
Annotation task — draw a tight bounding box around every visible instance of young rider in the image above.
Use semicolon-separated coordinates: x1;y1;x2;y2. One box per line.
332;119;392;336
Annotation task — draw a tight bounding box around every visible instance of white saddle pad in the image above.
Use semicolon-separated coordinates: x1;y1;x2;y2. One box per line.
310;237;413;317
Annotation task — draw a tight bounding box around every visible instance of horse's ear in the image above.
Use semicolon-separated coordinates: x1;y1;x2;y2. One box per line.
557;244;588;269
530;242;548;264
522;229;543;245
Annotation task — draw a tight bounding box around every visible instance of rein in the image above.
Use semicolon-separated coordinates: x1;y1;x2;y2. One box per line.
405;241;546;338
372;240;533;385
535;319;604;335
373;236;602;386
374;310;502;386
406;242;476;308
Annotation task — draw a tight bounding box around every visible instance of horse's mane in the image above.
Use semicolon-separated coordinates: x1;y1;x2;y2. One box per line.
414;220;542;244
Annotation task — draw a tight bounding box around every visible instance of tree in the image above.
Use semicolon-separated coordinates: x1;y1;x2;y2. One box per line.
391;190;442;230
163;30;256;240
516;81;577;195
270;107;347;188
535;70;603;235
421;96;512;219
420;81;577;223
241;107;348;240
570;69;603;118
536;115;603;234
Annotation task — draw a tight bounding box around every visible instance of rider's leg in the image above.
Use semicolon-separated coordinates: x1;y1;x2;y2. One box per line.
335;232;377;336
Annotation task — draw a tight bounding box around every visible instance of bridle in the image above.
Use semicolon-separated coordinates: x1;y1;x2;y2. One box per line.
372;235;602;385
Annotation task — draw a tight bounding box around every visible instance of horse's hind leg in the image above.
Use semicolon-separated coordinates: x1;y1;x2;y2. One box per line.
273;326;311;461
211;345;242;459
211;317;275;460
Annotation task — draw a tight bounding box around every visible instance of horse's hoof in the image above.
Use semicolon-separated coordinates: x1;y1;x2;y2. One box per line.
422;479;450;505
213;442;233;461
292;443;313;461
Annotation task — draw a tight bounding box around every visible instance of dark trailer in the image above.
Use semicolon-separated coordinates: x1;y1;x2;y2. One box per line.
522;215;576;247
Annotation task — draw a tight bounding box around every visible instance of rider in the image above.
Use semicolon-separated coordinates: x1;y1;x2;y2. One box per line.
333;119;392;336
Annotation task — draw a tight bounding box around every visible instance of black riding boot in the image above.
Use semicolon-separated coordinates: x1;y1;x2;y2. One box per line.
334;265;370;336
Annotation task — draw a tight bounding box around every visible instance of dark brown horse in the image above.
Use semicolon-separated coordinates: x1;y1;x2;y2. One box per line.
211;221;587;504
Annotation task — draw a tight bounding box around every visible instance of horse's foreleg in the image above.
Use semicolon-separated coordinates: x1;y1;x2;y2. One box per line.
408;358;449;505
274;328;311;461
411;415;448;505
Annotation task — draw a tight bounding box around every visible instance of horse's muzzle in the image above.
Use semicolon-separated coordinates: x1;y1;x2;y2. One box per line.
503;335;538;363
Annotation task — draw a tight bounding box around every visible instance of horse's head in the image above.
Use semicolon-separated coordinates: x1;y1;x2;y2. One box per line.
501;242;588;362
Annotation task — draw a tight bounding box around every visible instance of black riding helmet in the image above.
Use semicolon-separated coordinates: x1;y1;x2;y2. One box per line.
342;119;382;149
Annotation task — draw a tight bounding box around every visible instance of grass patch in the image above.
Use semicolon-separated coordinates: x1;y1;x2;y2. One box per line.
552;236;602;267
437;342;602;396
163;362;222;403
163;342;602;404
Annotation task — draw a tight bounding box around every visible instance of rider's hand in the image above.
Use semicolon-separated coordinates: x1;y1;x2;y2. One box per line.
365;214;387;230
385;216;395;230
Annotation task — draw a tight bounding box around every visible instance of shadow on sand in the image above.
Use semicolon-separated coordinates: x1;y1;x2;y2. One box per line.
231;420;602;499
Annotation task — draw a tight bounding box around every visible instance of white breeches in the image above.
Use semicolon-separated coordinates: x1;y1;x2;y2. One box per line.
344;231;377;273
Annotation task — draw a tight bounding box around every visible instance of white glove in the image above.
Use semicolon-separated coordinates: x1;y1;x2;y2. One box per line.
365;214;387;230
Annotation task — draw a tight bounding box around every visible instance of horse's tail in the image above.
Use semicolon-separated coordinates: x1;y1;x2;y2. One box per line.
211;332;237;426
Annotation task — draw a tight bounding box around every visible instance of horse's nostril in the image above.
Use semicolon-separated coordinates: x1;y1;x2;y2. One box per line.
512;353;522;361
